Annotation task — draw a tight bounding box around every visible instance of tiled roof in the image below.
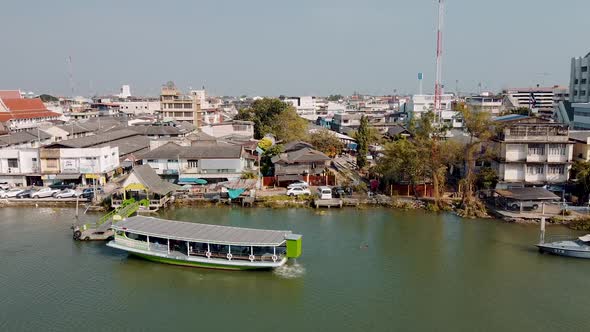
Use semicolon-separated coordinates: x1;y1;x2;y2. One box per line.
271;147;330;164
140;142;243;160
0;90;21;99
0;130;51;147
2;98;47;111
44;129;140;148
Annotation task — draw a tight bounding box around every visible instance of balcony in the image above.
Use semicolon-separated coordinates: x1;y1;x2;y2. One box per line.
526;154;546;163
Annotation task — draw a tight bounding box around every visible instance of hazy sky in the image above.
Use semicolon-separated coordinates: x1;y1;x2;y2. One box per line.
0;0;588;97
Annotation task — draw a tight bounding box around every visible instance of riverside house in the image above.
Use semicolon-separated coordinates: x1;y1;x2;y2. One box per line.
492;116;573;187
271;141;331;185
140;142;254;183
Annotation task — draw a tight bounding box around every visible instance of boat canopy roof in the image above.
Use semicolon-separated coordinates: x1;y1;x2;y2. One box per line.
578;234;590;242
112;216;293;246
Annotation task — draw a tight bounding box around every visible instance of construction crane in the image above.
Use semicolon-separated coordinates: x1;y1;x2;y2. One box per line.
433;0;444;123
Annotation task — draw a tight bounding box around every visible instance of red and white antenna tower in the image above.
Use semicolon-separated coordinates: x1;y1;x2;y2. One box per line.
434;0;444;123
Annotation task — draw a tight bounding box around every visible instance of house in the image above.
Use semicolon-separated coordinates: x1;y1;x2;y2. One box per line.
271;145;331;184
140;142;254;183
112;164;180;211
569;131;590;161
200;120;254;139
0;130;52;149
385;124;412;140
0;149;41;187
39;129;149;185
492;117;573;187
0;97;61;131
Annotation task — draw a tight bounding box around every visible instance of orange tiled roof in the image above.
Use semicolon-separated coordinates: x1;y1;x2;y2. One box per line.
0;90;21;99
2;98;47;111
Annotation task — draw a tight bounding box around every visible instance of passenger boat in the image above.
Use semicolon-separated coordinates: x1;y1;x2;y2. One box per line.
537;234;590;258
107;216;302;270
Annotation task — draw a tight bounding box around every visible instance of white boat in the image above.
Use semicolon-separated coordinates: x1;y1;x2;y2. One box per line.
537;234;590;258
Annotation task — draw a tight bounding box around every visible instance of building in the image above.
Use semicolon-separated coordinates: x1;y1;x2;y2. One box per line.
503;87;556;115
0;149;41;186
112;164;180;211
492;118;573;186
39;129;150;185
118;100;160;115
0;130;52;149
465;93;504;115
200;120;254;139
159;82;202;126
570;52;590;103
271;143;331;184
117;85;132;99
570;131;590;162
281;96;317;119
140;142;254;183
0;97;61;131
406;94;462;128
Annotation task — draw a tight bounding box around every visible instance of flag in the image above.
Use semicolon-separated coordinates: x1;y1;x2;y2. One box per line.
529;92;537;108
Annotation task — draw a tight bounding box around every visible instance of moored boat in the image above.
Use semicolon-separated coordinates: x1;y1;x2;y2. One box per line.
537;234;590;258
107;215;302;270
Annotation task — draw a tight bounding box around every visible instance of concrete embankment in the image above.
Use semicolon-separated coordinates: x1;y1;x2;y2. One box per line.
0;198;91;208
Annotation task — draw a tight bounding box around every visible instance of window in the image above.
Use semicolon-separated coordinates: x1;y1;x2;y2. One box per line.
574;90;579;96
582;79;588;84
167;159;178;163
582;90;587;96
548;144;566;155
187;160;199;168
46;158;58;168
528;144;545;155
147;159;157;163
575;79;579;84
582;66;588;72
548;165;565;175
7;159;18;168
527;165;544;175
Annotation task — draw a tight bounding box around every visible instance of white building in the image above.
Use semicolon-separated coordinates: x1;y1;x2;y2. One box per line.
118;100;161;115
493;120;573;185
281;96;318;120
40;146;120;185
200;120;254;139
406;94;462;128
117;85;132;99
504;87;556;115
465;93;504;115
0;149;41;186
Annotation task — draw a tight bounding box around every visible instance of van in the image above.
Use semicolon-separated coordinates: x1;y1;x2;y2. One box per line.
316;186;332;200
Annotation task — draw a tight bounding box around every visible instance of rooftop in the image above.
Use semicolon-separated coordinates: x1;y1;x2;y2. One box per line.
112;215;293;246
45;129;140;148
140;142;244;160
128;164;181;195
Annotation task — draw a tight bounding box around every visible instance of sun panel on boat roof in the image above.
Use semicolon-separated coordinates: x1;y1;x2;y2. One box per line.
112;216;292;246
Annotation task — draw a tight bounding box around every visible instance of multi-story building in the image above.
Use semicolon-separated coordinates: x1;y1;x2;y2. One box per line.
0;149;41;186
159;83;201;126
492;118;573;186
570;52;590;103
503;87;556;115
405;94;462;128
0;95;61;131
465;93;504;115
118;100;161;115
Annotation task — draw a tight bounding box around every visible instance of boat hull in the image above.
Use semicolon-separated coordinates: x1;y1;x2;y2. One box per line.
536;244;590;259
107;241;286;271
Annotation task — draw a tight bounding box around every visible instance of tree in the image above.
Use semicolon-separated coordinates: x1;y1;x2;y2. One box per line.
375;138;427;198
327;94;343;102
456;106;495;217
356;115;370;169
476;167;499;190
235;98;308;142
260;144;284;176
39;94;58;102
572;161;590;202
308;129;344;157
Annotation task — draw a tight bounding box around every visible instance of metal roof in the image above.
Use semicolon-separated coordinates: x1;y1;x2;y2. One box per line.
495;188;560;201
112;215;293;246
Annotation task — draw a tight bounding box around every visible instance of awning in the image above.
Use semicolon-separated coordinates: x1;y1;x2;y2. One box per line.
495;188;560;201
178;177;207;185
55;174;81;180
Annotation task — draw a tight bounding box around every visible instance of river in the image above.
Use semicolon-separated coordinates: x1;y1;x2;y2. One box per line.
0;207;589;331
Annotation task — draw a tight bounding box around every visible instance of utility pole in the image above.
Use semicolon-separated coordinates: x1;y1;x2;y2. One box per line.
433;0;444;124
67;56;74;96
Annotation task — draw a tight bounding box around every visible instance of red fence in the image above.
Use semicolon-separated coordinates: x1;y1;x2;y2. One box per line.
391;184;434;197
262;175;336;187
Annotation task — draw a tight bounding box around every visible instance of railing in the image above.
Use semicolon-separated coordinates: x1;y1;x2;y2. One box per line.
188;248;284;262
115;236;149;251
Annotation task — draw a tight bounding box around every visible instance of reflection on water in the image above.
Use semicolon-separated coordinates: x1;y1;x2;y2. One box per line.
1;207;590;331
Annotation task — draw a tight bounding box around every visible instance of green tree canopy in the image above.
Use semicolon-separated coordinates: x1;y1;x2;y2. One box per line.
356;115;370;169
235;98;308;142
307;129;344;157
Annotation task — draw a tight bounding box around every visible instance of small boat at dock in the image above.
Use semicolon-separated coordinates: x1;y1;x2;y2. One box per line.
536;217;590;258
107;216;302;270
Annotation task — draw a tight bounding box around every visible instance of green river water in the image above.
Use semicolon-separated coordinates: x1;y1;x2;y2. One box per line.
0;207;589;331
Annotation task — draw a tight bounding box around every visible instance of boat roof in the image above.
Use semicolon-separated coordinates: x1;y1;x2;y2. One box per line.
112;215;293;246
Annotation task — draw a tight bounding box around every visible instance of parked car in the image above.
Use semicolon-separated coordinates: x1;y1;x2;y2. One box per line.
79;188;95;199
32;187;61;198
55;189;82;199
49;182;75;190
0;183;10;190
332;187;351;198
287;187;311;197
316;186;333;200
1;188;24;198
16;189;35;199
287;181;309;189
508;201;539;211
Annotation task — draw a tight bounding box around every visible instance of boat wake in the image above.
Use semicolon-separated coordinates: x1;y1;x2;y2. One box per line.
274;261;305;279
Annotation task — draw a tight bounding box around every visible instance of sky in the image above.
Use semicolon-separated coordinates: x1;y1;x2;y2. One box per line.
0;0;588;97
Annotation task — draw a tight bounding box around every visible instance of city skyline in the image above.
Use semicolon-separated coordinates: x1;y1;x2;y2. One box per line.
0;0;588;97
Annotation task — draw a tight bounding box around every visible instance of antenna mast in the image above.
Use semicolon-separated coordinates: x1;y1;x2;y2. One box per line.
434;0;444;123
67;56;74;96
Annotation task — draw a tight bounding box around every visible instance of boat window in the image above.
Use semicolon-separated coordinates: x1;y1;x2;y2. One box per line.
252;246;275;256
149;236;168;245
231;245;251;256
125;232;147;242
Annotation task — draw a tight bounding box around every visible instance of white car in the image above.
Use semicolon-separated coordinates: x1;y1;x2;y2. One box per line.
55;189;81;199
32;187;61;199
287;181;309;189
287;187;311;197
1;188;24;198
